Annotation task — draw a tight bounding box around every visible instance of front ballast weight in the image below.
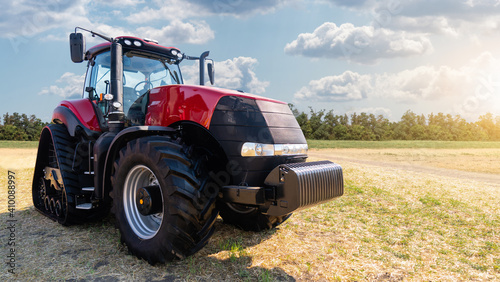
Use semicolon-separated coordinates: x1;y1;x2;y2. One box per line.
222;161;344;216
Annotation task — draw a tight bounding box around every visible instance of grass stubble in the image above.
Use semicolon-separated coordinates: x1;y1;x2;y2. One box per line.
0;145;499;281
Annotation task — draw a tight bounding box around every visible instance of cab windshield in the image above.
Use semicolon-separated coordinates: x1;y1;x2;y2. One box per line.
87;50;182;114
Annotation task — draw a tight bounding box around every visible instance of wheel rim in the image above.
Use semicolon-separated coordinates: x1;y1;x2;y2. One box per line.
123;165;163;239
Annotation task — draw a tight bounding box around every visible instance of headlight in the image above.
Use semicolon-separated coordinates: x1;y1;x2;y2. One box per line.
241;143;308;157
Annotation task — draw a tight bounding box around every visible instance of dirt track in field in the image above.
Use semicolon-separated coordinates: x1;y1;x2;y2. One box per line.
308;149;500;188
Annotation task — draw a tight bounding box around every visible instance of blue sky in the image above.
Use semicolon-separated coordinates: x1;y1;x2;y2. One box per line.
1;0;500;122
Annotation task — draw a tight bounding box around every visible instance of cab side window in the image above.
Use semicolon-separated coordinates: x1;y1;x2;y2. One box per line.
93;53;112;100
83;60;93;99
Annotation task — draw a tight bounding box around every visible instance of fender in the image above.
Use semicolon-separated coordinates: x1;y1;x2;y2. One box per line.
53;99;104;137
52;106;101;139
94;126;176;200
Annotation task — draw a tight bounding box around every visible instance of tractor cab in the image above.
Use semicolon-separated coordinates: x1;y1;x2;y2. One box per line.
70;29;213;129
85;46;183;120
81;37;185;124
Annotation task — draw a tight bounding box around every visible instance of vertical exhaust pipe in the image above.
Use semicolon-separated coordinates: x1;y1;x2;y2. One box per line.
199;51;209;86
108;41;125;132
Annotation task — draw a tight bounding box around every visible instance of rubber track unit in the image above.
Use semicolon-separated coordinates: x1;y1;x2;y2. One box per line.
111;136;219;264
32;124;103;225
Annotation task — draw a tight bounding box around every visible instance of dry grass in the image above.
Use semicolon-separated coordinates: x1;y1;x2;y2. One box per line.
0;148;38;170
1;147;499;281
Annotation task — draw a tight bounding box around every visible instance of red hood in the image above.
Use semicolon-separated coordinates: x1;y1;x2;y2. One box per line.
145;84;286;129
188;85;286;105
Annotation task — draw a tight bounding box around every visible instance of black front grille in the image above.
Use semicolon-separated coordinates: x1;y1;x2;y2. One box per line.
209;95;307;186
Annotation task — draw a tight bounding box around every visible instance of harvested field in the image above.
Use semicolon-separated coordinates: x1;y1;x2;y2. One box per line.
1;146;499;281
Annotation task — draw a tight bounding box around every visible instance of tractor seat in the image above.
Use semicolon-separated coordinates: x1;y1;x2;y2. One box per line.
123;86;137;114
127;92;148;126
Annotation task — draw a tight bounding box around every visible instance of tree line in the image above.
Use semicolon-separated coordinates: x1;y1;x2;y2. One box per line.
0;113;48;141
1;108;500;141
289;105;500;141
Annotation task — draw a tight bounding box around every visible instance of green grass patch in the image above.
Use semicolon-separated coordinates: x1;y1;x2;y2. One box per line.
0;140;38;148
419;194;441;206
307;140;500;149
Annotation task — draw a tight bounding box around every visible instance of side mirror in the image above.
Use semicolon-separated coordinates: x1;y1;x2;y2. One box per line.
70;32;86;63
207;62;215;85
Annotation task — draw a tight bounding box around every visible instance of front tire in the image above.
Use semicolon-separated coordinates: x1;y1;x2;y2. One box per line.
111;136;219;264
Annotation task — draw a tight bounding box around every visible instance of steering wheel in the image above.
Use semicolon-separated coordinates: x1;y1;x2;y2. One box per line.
134;81;154;96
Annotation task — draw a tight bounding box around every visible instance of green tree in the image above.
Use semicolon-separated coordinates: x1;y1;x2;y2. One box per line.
373;115;393;140
477;113;500;140
1;112;47;140
0;124;27;140
288;106;500;141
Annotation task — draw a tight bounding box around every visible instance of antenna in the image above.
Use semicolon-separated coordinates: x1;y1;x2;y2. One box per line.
75;27;113;42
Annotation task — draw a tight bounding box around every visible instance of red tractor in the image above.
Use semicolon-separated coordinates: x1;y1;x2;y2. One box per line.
32;27;343;264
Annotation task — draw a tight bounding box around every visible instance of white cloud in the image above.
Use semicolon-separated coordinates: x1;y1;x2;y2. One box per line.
373;66;471;104
0;0;91;38
189;0;286;17
388;16;458;36
95;0;144;6
284;22;433;64
0;0;217;48
328;0;500;36
294;52;500;110
294;71;372;101
294;66;470;103
328;0;500;17
389;0;500;19
136;20;215;45
34;24;133;44
126;0;203;23
46;21;214;45
94;25;133;38
38;72;85;99
214;57;270;94
325;0;372;7
126;0;286;23
183;57;270;94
